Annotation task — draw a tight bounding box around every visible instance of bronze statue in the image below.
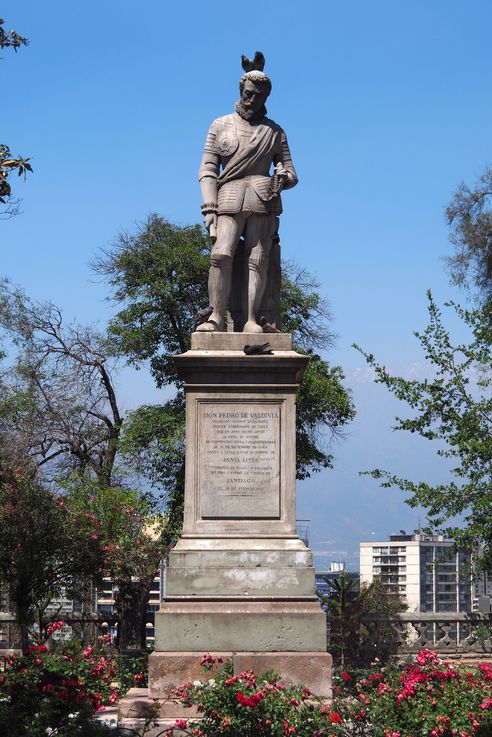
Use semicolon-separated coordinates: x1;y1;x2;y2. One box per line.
197;52;298;333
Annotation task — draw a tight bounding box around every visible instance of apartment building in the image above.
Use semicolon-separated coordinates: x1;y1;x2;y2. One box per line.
360;532;471;612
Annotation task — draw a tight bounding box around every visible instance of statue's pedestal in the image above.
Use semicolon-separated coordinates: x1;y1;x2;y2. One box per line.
131;334;331;722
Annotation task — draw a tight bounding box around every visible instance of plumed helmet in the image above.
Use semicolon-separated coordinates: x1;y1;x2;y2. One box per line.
239;51;272;97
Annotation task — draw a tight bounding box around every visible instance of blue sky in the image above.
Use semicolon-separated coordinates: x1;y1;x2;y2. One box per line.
2;1;491;569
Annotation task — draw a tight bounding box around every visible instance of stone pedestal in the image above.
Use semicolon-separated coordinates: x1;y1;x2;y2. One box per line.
145;333;331;718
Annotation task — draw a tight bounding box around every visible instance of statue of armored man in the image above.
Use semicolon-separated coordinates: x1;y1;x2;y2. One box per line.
197;52;298;333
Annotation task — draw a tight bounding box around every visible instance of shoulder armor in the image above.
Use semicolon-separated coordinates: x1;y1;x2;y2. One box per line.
212;115;239;157
212;113;235;126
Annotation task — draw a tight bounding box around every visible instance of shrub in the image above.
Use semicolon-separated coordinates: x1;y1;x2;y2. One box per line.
0;640;119;737
162;651;492;737
331;649;492;737
115;648;150;691
164;654;344;737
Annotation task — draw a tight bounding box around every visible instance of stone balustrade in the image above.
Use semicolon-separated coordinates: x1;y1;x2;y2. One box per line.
2;611;492;658
358;612;492;655
0;612;118;653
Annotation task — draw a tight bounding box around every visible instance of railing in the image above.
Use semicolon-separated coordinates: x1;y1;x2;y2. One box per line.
358;612;492;655
0;612;118;653
2;611;492;657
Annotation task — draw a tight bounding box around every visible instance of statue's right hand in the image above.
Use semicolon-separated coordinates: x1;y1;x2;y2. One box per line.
203;213;217;234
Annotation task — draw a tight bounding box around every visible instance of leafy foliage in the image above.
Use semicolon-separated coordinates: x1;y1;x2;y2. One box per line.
0;144;32;213
280;260;334;352
446;165;492;303
331;649;492;737
119;396;185;546
168;654;338;737
0;20;31;218
119;398;185;499
0;280;123;486
0;18;29;50
64;479;163;583
355;293;492;572
296;357;355;478
0;466;103;650
93;215;210;388
0;639;121;737
319;574;406;667
64;478;166;651
96;214;355;489
0;281;169;650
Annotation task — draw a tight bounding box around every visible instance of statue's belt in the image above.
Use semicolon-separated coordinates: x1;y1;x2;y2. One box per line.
218;175;277;203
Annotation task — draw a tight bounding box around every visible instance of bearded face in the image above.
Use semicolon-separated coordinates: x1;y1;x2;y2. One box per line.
236;79;269;121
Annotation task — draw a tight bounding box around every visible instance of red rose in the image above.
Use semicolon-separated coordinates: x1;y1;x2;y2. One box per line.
175;719;187;728
340;672;351;681
330;712;342;724
236;691;263;708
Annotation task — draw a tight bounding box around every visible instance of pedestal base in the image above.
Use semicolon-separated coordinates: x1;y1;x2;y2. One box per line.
120;650;332;723
149;650;331;699
143;337;333;718
154;599;326;652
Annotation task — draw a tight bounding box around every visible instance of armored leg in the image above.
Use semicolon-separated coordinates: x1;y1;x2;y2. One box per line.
197;214;245;332
243;214;276;333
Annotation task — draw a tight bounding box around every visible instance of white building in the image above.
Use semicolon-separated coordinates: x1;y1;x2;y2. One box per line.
360;532;471;612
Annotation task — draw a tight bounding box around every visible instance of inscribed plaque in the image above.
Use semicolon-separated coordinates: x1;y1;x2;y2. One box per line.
198;401;281;518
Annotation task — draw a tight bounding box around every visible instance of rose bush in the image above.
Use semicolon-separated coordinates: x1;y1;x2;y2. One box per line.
331;649;492;737
162;651;492;737
0;638;121;737
164;654;344;737
4;646;492;736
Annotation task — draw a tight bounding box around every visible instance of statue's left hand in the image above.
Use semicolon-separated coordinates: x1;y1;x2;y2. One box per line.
277;174;288;192
273;163;289;192
204;212;218;241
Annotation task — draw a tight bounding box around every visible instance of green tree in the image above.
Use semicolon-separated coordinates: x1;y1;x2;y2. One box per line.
95;214;355;525
0;465;103;650
0;280;122;486
318;572;361;667
0;18;28;49
281;261;355;477
118;397;185;547
319;573;405;667
355;293;492;573
93;216;210;388
64;479;165;652
445;165;492;304
0;19;31;218
356;577;407;665
295;357;354;479
0;282;166;649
